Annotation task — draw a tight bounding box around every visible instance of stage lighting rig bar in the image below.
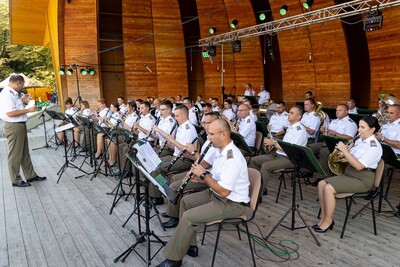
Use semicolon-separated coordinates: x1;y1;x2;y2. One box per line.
198;0;400;47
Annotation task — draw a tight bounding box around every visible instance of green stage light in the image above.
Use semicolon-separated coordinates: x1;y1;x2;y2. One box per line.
58;68;65;75
302;0;314;9
209;27;216;34
66;68;73;75
280;5;288;16
230;19;238;29
259;13;266;21
80;68;87;75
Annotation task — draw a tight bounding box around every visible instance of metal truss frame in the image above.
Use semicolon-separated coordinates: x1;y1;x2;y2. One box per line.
198;0;400;47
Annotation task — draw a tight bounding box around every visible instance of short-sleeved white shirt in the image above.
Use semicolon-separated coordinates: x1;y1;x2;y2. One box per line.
138;113;156;140
268;111;290;133
238;115;256;147
301;111;321;138
350;135;382;169
381;118;400;154
276;121;308;157
0;86;27;122
174;120;198;156
328;116;358;137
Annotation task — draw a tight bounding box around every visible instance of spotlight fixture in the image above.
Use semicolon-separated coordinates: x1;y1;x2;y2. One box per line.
80;68;88;75
364;7;383;32
58;68;65;75
230;19;238;29
66;68;73;75
209;27;217;35
232;40;241;53
201;49;210;58
302;0;314;10
279;5;288;16
87;68;95;75
259;13;266;21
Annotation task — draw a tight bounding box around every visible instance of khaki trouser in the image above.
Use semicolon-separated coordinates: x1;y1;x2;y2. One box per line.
162;190;246;261
3;122;37;183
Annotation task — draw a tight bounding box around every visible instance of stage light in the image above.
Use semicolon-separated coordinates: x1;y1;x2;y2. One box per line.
230;19;238;29
280;5;288;16
364;8;383;32
208;45;216;57
232;40;241;53
66;68;73;75
87;68;95;75
58;68;65;75
302;0;314;10
80;68;87;75
259;13;266;21
209;27;217;35
201;49;210;58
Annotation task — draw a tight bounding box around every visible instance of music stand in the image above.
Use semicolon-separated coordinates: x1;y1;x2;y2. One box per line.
265;141;326;246
255;121;269;137
90;124;114;180
45;110;68;147
113;149;173;265
33;101;53;150
321;134;348;153
230;132;254;156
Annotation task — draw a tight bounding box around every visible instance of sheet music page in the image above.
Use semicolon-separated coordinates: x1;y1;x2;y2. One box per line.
134;141;162;173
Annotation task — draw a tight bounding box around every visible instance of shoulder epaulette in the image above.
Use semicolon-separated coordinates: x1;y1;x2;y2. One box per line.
169;118;174;123
348;118;354;123
247;119;250;123
185;123;190;130
227;149;234;159
370;140;377;147
296;125;301;131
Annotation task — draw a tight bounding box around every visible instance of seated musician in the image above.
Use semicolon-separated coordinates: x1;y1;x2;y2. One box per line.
347;98;358;114
152;100;177;157
152;98;161;119
73;100;93;150
301;98;321;143
156;119;250;267
150;105;198;205
94;99;112;158
267;100;290;139
117;96;127;115
242;99;258;121
58;97;78;145
183;97;199;126
376;104;400;156
309;104;357;184
161;112;219;229
132;101;156;142
222;99;236;121
258;83;270;105
244;82;256;96
305;91;314;99
249;106;307;194
200;103;212;123
103;103;123;166
227;95;238;113
314;116;382;233
237;103;256;148
211;97;220;112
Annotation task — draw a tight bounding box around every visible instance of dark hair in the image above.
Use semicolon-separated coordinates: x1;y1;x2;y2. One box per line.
111;102;120;111
277;100;285;106
306;91;313;96
360;116;380;133
136;99;144;104
161;100;173;110
184;97;193;103
204;103;212;109
118;96;125;101
212;97;218;102
293;105;304;117
338;103;349;111
175;104;189;115
224;99;232;105
9;74;25;83
305;98;315;105
246;82;252;88
64;97;73;105
204;112;220;121
141;101;151;109
128;101;137;111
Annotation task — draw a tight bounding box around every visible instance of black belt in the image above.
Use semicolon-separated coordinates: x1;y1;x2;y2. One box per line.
212;192;249;207
365;168;376;173
17;121;26;124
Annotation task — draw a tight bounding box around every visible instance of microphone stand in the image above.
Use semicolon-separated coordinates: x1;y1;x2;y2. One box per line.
33;101;52;150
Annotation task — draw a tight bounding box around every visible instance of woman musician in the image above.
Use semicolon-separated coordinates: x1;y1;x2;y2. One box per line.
94;102;119;159
314;116;382;233
73;100;93;149
58;97;79;145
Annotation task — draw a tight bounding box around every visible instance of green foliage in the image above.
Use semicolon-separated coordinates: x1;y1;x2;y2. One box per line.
0;2;54;87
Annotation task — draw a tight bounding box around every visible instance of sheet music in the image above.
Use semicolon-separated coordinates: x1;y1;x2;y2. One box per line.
134;141;162;173
55;122;75;133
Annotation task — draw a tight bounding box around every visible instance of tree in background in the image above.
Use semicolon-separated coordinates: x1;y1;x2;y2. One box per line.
0;1;54;87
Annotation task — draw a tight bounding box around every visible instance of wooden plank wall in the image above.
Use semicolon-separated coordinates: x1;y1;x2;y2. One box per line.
62;0;101;108
152;0;188;99
274;0;350;108
368;7;400;109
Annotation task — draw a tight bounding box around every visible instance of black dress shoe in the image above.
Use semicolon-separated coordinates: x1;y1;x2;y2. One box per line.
311;224;319;229
187;245;198;257
150;197;164;206
162;218;179;228
262;188;268;195
311;178;323;186
161;212;171;218
12;181;31;187
313;220;335;233
156;259;182;267
27;176;47;182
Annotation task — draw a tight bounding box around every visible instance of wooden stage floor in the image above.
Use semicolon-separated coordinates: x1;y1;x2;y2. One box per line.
0;123;399;267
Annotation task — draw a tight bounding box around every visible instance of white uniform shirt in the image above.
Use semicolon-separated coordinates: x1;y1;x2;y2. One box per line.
328;116;358;137
210;141;250;203
65;106;78;118
82;108;93;117
350;135;382;169
200;139;218;168
0;86;28;122
154;108;161;119
232;103;238;113
301;111;321;139
98;108;112;128
212;106;220;112
109;112;122;128
119;104;127;115
124;112;139;129
381;118;400;154
276;121;308;157
158;115;177;143
188;106;199;126
138;113;156;141
174;120;198;156
238;115;256;147
249;110;258;122
348;107;358;114
223;109;236;121
258;90;270;105
268;111;290;133
244;89;255;96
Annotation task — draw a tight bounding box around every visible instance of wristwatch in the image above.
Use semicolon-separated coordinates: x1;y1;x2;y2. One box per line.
381;137;385;142
199;171;210;180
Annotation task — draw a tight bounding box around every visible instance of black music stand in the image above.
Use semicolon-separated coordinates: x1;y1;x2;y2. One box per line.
33;101;53;150
265;141;326;246
321;134;348;153
113;150;172;266
230;132;254;156
45;110;68;148
90;124;114;180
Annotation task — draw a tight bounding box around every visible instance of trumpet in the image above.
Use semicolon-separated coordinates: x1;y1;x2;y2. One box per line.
328;133;361;175
171;142;213;205
264;126;276;153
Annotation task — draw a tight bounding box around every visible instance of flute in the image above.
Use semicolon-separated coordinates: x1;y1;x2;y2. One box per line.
171;142;213;204
166;129;205;171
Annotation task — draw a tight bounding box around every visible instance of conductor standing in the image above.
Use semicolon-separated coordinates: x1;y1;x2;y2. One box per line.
0;74;46;187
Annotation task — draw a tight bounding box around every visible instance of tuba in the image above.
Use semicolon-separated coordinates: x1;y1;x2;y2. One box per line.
328;133;361;175
375;94;400;125
315;101;327;125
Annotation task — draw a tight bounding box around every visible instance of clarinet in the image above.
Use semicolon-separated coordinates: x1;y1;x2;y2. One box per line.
158;120;178;155
166;129;205;171
171;142;213;204
144;116;161;142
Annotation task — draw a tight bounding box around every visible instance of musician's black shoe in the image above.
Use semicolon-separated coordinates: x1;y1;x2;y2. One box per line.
262;188;268;195
27;176;47;182
162;218;179;228
12;181;31;187
187;245;198;257
311;178;323;186
161;212;171;218
156;259;182;267
150;197;164;206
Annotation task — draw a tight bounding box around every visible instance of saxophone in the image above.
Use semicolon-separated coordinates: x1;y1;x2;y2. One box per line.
171;142;212;204
328;133;361;175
